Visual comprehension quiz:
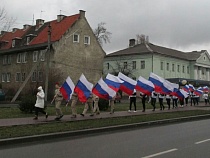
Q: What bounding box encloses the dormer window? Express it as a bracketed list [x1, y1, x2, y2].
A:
[73, 33, 79, 43]
[26, 37, 30, 45]
[12, 40, 15, 47]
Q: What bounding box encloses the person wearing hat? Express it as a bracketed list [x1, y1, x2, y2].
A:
[53, 82, 64, 120]
[33, 86, 48, 120]
[93, 94, 100, 115]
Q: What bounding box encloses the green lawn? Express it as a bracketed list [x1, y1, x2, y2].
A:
[1, 110, 210, 139]
[0, 102, 154, 119]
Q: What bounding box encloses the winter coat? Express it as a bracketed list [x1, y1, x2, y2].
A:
[35, 89, 45, 108]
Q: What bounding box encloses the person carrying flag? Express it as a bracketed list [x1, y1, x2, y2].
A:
[172, 95, 178, 109]
[70, 92, 78, 118]
[140, 92, 147, 112]
[203, 92, 209, 105]
[158, 93, 165, 110]
[151, 91, 157, 111]
[166, 94, 172, 110]
[93, 94, 100, 115]
[128, 89, 137, 112]
[80, 93, 94, 117]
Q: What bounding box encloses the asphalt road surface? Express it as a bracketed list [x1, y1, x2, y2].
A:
[1, 119, 210, 158]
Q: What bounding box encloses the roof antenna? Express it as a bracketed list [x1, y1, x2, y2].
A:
[60, 10, 62, 15]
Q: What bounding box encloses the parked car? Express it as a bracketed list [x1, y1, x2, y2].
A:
[0, 89, 5, 101]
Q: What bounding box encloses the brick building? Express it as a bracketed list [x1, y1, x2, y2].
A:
[0, 10, 105, 99]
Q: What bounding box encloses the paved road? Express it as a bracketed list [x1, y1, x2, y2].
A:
[1, 119, 210, 158]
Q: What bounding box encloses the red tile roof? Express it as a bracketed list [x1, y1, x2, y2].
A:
[30, 14, 80, 45]
[0, 28, 30, 49]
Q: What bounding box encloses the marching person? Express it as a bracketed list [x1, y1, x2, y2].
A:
[190, 91, 195, 106]
[140, 92, 147, 112]
[194, 94, 199, 106]
[166, 94, 171, 110]
[81, 94, 94, 117]
[70, 92, 78, 118]
[172, 95, 178, 109]
[93, 94, 100, 115]
[128, 89, 137, 112]
[203, 92, 209, 105]
[53, 82, 64, 120]
[185, 93, 189, 106]
[159, 93, 165, 110]
[33, 86, 48, 120]
[110, 96, 116, 114]
[151, 91, 157, 111]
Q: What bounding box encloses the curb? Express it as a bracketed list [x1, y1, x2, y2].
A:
[1, 114, 210, 147]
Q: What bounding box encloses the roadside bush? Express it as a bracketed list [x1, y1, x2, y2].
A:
[19, 95, 36, 113]
[98, 99, 109, 111]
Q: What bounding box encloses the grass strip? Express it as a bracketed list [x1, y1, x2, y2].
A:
[1, 110, 210, 139]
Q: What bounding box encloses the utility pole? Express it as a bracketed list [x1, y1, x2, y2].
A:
[45, 23, 51, 101]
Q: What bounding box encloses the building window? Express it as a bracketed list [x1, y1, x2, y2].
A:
[39, 51, 45, 61]
[166, 63, 169, 71]
[141, 61, 145, 69]
[26, 37, 30, 45]
[202, 69, 205, 75]
[38, 71, 43, 82]
[7, 55, 11, 65]
[73, 34, 79, 43]
[1, 73, 6, 82]
[84, 36, 90, 45]
[33, 51, 38, 62]
[132, 61, 136, 69]
[172, 64, 175, 72]
[3, 55, 7, 65]
[160, 62, 163, 70]
[124, 62, 128, 69]
[21, 72, 26, 82]
[12, 40, 15, 47]
[204, 56, 206, 61]
[187, 66, 190, 74]
[16, 73, 21, 82]
[182, 66, 185, 73]
[17, 54, 21, 63]
[6, 73, 11, 82]
[31, 71, 37, 82]
[177, 65, 180, 72]
[21, 52, 27, 63]
[107, 63, 109, 70]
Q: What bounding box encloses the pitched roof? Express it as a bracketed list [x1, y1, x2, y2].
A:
[0, 13, 80, 51]
[0, 28, 31, 49]
[106, 43, 203, 61]
[30, 14, 80, 45]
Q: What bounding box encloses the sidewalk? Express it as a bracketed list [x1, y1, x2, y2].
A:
[1, 104, 210, 127]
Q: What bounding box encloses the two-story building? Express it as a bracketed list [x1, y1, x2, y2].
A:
[104, 38, 210, 85]
[0, 10, 105, 99]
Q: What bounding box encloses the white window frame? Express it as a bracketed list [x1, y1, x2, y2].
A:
[15, 72, 21, 82]
[33, 51, 38, 62]
[1, 73, 6, 82]
[3, 55, 7, 65]
[166, 63, 169, 71]
[38, 71, 43, 82]
[39, 51, 45, 61]
[31, 71, 37, 82]
[141, 60, 145, 69]
[73, 33, 79, 43]
[160, 62, 164, 70]
[124, 62, 128, 69]
[21, 72, 26, 82]
[26, 37, 30, 45]
[21, 52, 27, 63]
[17, 54, 21, 63]
[7, 55, 11, 65]
[132, 61, 136, 70]
[84, 35, 90, 45]
[12, 40, 15, 47]
[6, 73, 11, 82]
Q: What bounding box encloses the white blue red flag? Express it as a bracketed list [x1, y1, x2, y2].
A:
[183, 85, 190, 93]
[203, 86, 209, 92]
[104, 73, 124, 92]
[194, 88, 203, 96]
[74, 74, 93, 103]
[60, 76, 75, 101]
[174, 89, 189, 99]
[149, 72, 164, 93]
[92, 78, 116, 100]
[189, 84, 195, 91]
[118, 72, 137, 95]
[162, 80, 176, 94]
[136, 76, 154, 95]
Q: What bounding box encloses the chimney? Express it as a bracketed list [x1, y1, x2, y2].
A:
[23, 24, 31, 30]
[129, 39, 136, 47]
[1, 31, 7, 35]
[36, 19, 44, 30]
[57, 14, 66, 22]
[12, 28, 18, 32]
[79, 10, 86, 18]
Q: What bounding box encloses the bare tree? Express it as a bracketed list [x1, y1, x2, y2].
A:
[94, 22, 112, 46]
[0, 7, 16, 32]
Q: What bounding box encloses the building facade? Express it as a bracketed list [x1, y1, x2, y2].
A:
[104, 39, 210, 82]
[0, 10, 105, 99]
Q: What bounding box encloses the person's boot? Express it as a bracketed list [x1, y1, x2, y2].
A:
[45, 113, 48, 119]
[33, 116, 38, 120]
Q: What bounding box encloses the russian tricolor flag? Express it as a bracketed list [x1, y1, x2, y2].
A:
[174, 89, 189, 99]
[74, 74, 93, 103]
[60, 76, 75, 101]
[136, 76, 154, 95]
[104, 73, 124, 92]
[203, 86, 209, 92]
[149, 72, 165, 93]
[189, 84, 195, 91]
[194, 88, 203, 96]
[118, 72, 137, 95]
[183, 85, 190, 93]
[162, 80, 177, 94]
[92, 78, 116, 100]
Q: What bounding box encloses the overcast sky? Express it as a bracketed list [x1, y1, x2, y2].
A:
[2, 0, 210, 54]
